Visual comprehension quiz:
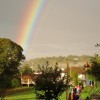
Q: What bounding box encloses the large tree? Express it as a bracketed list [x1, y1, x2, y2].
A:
[86, 55, 100, 81]
[34, 62, 67, 100]
[20, 64, 34, 75]
[0, 38, 25, 98]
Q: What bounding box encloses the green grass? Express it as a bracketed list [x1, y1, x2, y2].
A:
[81, 86, 100, 100]
[5, 87, 36, 100]
[6, 86, 100, 100]
[4, 87, 66, 100]
[59, 91, 67, 100]
[80, 86, 91, 99]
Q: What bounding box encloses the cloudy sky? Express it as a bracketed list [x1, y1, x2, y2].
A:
[0, 0, 100, 60]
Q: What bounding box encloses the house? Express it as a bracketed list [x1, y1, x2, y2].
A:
[21, 72, 41, 87]
[21, 74, 35, 86]
[62, 66, 86, 86]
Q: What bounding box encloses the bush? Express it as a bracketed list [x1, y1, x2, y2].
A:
[34, 62, 67, 100]
[11, 78, 21, 88]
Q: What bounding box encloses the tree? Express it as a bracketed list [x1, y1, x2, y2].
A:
[20, 64, 34, 75]
[0, 38, 25, 98]
[34, 61, 67, 100]
[86, 55, 100, 81]
[71, 70, 78, 86]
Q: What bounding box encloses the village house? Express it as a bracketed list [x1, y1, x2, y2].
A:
[61, 66, 86, 87]
[21, 72, 41, 87]
[21, 74, 35, 87]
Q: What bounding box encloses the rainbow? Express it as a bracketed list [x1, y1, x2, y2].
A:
[17, 0, 46, 53]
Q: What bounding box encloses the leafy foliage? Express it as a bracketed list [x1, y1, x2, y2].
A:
[71, 70, 78, 86]
[0, 38, 25, 88]
[20, 64, 34, 75]
[34, 61, 67, 100]
[87, 55, 100, 81]
[11, 78, 21, 88]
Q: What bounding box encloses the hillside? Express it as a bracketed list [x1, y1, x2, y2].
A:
[21, 55, 91, 71]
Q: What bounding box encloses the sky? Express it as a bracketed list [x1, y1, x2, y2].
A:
[0, 0, 100, 60]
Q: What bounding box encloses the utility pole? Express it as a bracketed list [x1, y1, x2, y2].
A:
[66, 59, 69, 100]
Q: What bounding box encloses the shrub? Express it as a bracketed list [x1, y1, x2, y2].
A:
[11, 78, 21, 88]
[34, 62, 67, 100]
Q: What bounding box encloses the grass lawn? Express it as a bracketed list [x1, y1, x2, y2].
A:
[80, 86, 91, 99]
[59, 91, 67, 100]
[6, 86, 100, 100]
[5, 87, 67, 100]
[81, 86, 100, 100]
[5, 87, 36, 100]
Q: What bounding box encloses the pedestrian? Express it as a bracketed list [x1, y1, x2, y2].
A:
[75, 85, 82, 100]
[73, 86, 77, 94]
[76, 85, 81, 95]
[69, 88, 76, 100]
[75, 93, 79, 100]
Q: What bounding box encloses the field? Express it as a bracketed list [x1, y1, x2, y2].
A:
[4, 86, 100, 100]
[81, 86, 100, 100]
[4, 87, 66, 100]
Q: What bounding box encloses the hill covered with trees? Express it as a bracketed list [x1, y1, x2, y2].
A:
[21, 55, 91, 71]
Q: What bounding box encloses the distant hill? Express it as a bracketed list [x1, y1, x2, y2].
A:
[21, 55, 91, 71]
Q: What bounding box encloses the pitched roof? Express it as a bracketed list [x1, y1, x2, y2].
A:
[63, 66, 85, 74]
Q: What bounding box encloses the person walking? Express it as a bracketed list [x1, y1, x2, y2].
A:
[76, 85, 81, 95]
[68, 88, 76, 100]
[75, 85, 83, 100]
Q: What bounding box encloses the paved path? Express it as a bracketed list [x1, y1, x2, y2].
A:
[79, 97, 83, 100]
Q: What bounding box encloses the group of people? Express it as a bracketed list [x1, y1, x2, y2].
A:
[68, 85, 82, 100]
